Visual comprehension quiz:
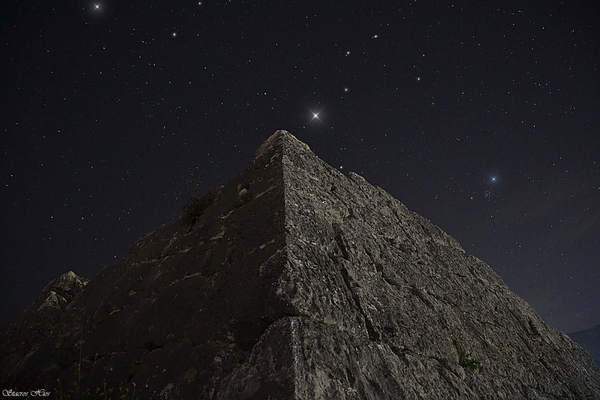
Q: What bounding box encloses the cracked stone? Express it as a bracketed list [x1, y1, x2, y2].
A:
[1, 130, 599, 399]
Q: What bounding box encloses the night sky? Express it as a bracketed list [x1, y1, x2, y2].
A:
[1, 1, 598, 334]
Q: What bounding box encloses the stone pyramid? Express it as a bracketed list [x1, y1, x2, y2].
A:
[1, 130, 599, 399]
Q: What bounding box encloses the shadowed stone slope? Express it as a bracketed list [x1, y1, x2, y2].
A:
[1, 130, 599, 399]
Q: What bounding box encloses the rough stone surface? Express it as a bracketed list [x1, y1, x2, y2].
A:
[0, 271, 88, 384]
[1, 130, 599, 399]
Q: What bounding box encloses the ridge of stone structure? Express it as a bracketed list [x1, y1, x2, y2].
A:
[1, 130, 599, 399]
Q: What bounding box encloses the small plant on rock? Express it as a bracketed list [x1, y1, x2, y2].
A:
[454, 339, 483, 372]
[182, 190, 217, 225]
[461, 357, 482, 371]
[340, 208, 349, 222]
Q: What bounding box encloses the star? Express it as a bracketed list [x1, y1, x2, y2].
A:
[172, 32, 177, 37]
[491, 176, 497, 182]
[94, 4, 101, 10]
[344, 87, 349, 92]
[308, 108, 325, 124]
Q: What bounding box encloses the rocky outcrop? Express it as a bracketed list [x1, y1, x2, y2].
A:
[570, 324, 600, 366]
[1, 130, 599, 399]
[0, 272, 88, 384]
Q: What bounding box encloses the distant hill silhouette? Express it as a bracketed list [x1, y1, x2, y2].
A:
[570, 324, 600, 366]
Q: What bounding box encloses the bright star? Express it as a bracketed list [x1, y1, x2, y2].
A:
[94, 4, 101, 10]
[344, 87, 349, 92]
[308, 107, 324, 123]
[172, 32, 177, 37]
[491, 176, 497, 182]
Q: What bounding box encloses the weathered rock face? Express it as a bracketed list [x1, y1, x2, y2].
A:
[1, 130, 599, 399]
[0, 272, 88, 384]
